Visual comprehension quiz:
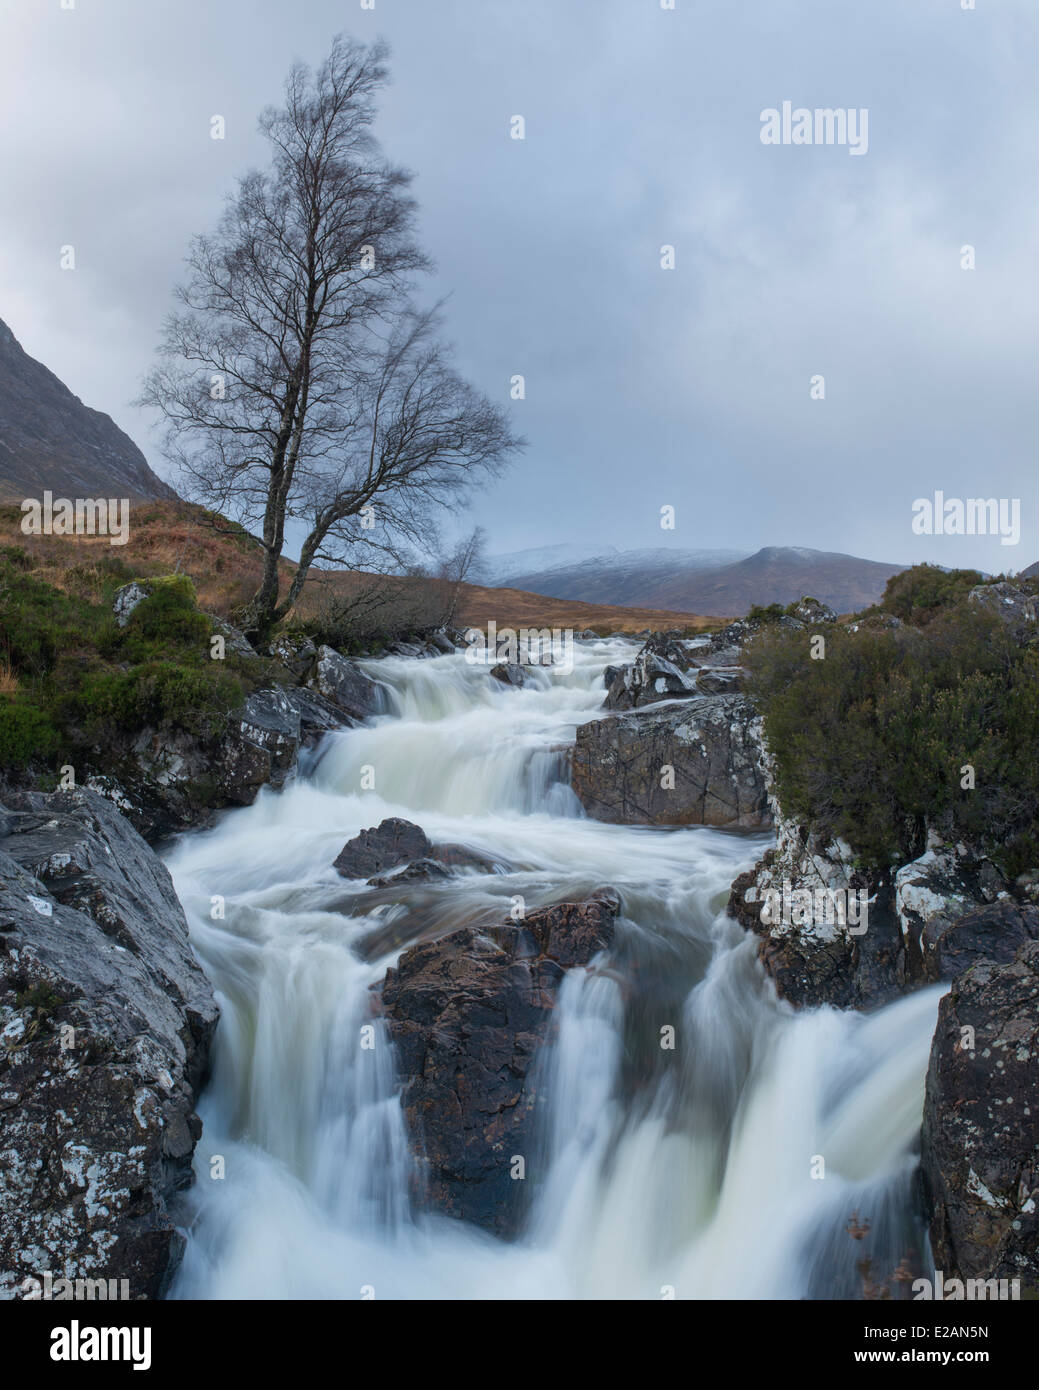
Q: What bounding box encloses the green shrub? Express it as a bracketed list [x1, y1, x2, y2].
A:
[876, 564, 985, 626]
[745, 602, 1039, 874]
[0, 702, 61, 768]
[0, 561, 248, 773]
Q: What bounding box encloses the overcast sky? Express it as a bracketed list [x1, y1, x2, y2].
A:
[1, 0, 1036, 571]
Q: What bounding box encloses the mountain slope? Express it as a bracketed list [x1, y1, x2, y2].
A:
[501, 546, 750, 605]
[0, 317, 175, 502]
[498, 544, 906, 616]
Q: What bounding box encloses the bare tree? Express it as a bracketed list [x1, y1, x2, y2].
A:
[432, 525, 486, 628]
[140, 35, 522, 638]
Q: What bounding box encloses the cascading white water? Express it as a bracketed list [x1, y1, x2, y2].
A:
[166, 638, 944, 1300]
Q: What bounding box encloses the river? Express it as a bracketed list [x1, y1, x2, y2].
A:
[165, 636, 943, 1299]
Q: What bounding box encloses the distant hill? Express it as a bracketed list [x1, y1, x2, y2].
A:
[493, 544, 906, 616]
[494, 546, 750, 602]
[0, 317, 175, 503]
[1020, 561, 1039, 579]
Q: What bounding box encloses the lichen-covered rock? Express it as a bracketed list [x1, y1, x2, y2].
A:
[111, 582, 151, 628]
[895, 842, 1007, 960]
[0, 789, 217, 1300]
[728, 818, 908, 1010]
[267, 631, 317, 679]
[378, 891, 619, 1237]
[571, 694, 771, 828]
[920, 941, 1039, 1293]
[968, 581, 1039, 644]
[790, 597, 837, 625]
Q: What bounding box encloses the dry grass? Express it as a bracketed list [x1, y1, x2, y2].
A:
[0, 501, 720, 634]
[0, 655, 18, 697]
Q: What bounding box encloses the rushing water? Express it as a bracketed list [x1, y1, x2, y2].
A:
[166, 637, 943, 1300]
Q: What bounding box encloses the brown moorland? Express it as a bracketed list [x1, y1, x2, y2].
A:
[0, 501, 719, 635]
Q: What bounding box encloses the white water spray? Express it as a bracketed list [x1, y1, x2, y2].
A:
[166, 638, 942, 1299]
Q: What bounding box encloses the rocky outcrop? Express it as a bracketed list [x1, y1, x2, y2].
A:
[0, 789, 217, 1300]
[728, 806, 910, 1010]
[94, 683, 346, 841]
[921, 941, 1039, 1293]
[378, 890, 619, 1237]
[571, 694, 771, 828]
[968, 581, 1038, 644]
[603, 650, 697, 711]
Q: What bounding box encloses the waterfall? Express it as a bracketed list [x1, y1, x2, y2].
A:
[166, 637, 942, 1299]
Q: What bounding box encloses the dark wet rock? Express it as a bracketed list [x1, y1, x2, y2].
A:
[922, 899, 1039, 983]
[0, 789, 217, 1300]
[377, 890, 620, 1238]
[895, 844, 1009, 963]
[921, 940, 1039, 1293]
[490, 662, 526, 688]
[309, 645, 387, 720]
[334, 818, 432, 880]
[367, 858, 452, 888]
[336, 819, 505, 884]
[572, 694, 770, 828]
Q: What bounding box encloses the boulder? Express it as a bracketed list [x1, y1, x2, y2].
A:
[921, 941, 1039, 1293]
[729, 832, 908, 1011]
[572, 694, 771, 828]
[0, 789, 218, 1300]
[378, 890, 619, 1237]
[790, 597, 838, 625]
[490, 662, 526, 688]
[334, 818, 432, 879]
[604, 652, 697, 711]
[111, 581, 151, 628]
[309, 646, 388, 720]
[210, 618, 259, 662]
[334, 819, 505, 883]
[267, 631, 317, 680]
